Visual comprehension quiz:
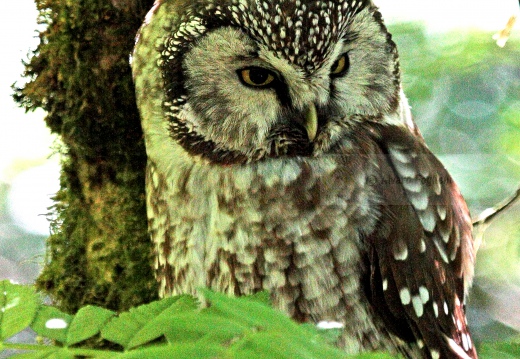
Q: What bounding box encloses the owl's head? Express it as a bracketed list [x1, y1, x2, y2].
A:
[135, 0, 401, 164]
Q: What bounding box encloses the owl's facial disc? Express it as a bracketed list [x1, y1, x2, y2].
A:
[161, 1, 400, 164]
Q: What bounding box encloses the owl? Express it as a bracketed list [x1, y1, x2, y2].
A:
[132, 0, 478, 358]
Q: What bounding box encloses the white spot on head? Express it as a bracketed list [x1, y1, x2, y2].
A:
[382, 279, 388, 291]
[431, 349, 440, 359]
[444, 301, 449, 315]
[412, 295, 424, 317]
[417, 339, 424, 349]
[45, 318, 68, 329]
[399, 288, 411, 305]
[316, 321, 344, 329]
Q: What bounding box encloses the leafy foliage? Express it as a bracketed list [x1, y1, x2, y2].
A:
[0, 281, 39, 340]
[0, 280, 393, 359]
[1, 280, 519, 358]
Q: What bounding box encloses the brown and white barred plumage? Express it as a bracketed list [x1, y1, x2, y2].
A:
[132, 0, 478, 358]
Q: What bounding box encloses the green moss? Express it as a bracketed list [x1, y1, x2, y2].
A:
[15, 0, 157, 313]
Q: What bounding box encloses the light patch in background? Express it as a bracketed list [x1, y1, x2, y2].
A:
[1, 0, 59, 236]
[7, 161, 61, 236]
[377, 0, 519, 33]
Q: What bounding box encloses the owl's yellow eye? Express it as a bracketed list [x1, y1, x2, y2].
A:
[238, 67, 276, 88]
[330, 53, 350, 77]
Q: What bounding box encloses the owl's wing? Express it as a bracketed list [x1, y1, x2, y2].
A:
[365, 123, 477, 359]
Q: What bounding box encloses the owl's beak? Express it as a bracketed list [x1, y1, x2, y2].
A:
[304, 103, 318, 142]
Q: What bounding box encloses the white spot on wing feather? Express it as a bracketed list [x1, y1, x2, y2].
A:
[433, 302, 439, 317]
[412, 295, 424, 317]
[394, 246, 408, 261]
[409, 191, 429, 210]
[419, 239, 426, 253]
[440, 226, 451, 243]
[433, 173, 442, 195]
[437, 204, 447, 220]
[393, 160, 416, 178]
[402, 178, 422, 192]
[388, 146, 412, 163]
[419, 286, 429, 303]
[434, 238, 449, 263]
[447, 336, 474, 359]
[467, 334, 473, 349]
[418, 207, 437, 232]
[399, 288, 411, 305]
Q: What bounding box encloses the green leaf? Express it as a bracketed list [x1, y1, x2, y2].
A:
[9, 350, 61, 359]
[101, 295, 196, 349]
[162, 310, 250, 344]
[0, 280, 40, 340]
[126, 295, 198, 349]
[347, 353, 400, 359]
[230, 330, 345, 359]
[114, 343, 224, 359]
[31, 306, 73, 343]
[202, 290, 299, 332]
[66, 305, 115, 345]
[199, 291, 346, 359]
[243, 290, 271, 306]
[302, 323, 343, 346]
[11, 349, 78, 359]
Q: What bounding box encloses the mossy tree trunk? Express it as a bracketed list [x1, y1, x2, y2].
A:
[14, 0, 157, 313]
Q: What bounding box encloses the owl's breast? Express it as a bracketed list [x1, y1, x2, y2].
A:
[146, 139, 392, 351]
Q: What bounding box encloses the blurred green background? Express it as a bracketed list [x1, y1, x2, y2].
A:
[1, 0, 519, 352]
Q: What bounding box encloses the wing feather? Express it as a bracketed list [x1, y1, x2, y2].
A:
[365, 123, 477, 359]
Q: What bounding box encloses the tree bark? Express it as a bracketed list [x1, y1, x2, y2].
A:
[14, 0, 157, 313]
